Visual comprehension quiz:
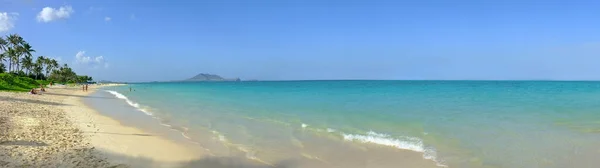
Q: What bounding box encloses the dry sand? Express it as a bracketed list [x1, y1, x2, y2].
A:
[0, 87, 112, 167]
[0, 84, 443, 168]
[0, 85, 206, 168]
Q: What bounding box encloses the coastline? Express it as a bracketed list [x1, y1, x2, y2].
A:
[62, 84, 207, 167]
[0, 84, 208, 168]
[1, 83, 443, 168]
[91, 84, 443, 168]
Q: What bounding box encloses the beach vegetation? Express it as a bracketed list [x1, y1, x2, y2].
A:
[0, 73, 43, 92]
[0, 33, 93, 91]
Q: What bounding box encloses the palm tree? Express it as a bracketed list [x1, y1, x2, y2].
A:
[37, 56, 46, 78]
[0, 37, 7, 69]
[51, 59, 58, 72]
[19, 42, 35, 72]
[6, 34, 24, 71]
[21, 55, 33, 75]
[0, 53, 6, 71]
[0, 62, 5, 73]
[45, 58, 58, 77]
[5, 48, 17, 72]
[34, 57, 44, 80]
[6, 34, 23, 72]
[0, 36, 6, 52]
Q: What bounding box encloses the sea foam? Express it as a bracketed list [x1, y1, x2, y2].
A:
[342, 131, 446, 167]
[105, 90, 153, 116]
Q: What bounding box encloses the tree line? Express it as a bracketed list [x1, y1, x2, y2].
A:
[0, 34, 92, 83]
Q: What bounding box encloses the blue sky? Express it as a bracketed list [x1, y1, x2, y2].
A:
[1, 0, 600, 81]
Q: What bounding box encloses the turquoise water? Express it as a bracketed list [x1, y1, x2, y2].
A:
[99, 81, 600, 168]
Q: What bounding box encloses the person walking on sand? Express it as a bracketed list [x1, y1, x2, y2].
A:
[85, 84, 89, 92]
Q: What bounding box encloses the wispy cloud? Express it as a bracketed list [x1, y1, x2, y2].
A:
[75, 51, 109, 69]
[36, 5, 74, 23]
[104, 16, 111, 22]
[0, 12, 18, 32]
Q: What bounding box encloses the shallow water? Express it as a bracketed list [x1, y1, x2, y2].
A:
[91, 81, 600, 168]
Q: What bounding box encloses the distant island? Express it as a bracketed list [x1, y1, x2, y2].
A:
[98, 80, 128, 84]
[184, 73, 241, 82]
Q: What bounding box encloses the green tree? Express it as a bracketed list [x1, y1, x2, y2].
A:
[33, 57, 44, 80]
[18, 42, 35, 72]
[21, 54, 33, 75]
[0, 61, 5, 73]
[6, 34, 24, 72]
[37, 56, 46, 77]
[0, 36, 6, 53]
[0, 37, 7, 69]
[0, 53, 6, 71]
[47, 59, 59, 77]
[5, 48, 18, 72]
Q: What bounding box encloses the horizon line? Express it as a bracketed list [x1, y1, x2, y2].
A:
[106, 79, 600, 83]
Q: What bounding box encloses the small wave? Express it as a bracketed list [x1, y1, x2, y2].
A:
[210, 130, 228, 142]
[326, 128, 336, 133]
[301, 123, 308, 128]
[343, 131, 446, 167]
[105, 90, 153, 116]
[103, 90, 206, 151]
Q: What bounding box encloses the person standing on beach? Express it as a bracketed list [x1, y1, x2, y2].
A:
[85, 84, 88, 92]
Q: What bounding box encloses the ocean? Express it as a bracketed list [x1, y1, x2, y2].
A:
[86, 81, 600, 168]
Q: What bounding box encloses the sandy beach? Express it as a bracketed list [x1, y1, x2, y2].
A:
[1, 84, 443, 168]
[0, 86, 112, 167]
[0, 85, 207, 168]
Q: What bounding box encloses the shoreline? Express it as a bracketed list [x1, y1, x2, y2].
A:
[62, 85, 207, 167]
[0, 84, 211, 168]
[90, 85, 442, 168]
[1, 84, 443, 168]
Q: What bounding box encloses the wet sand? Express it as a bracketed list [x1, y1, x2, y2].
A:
[86, 88, 443, 168]
[62, 85, 207, 167]
[1, 84, 443, 168]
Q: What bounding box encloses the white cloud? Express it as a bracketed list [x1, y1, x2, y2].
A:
[0, 12, 18, 32]
[75, 51, 108, 68]
[37, 6, 74, 23]
[104, 16, 111, 22]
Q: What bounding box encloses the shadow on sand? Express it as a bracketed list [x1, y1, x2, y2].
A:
[99, 150, 297, 168]
[0, 96, 70, 106]
[83, 132, 154, 137]
[0, 147, 298, 168]
[0, 140, 49, 147]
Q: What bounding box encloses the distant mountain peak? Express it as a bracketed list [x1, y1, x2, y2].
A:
[186, 73, 240, 81]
